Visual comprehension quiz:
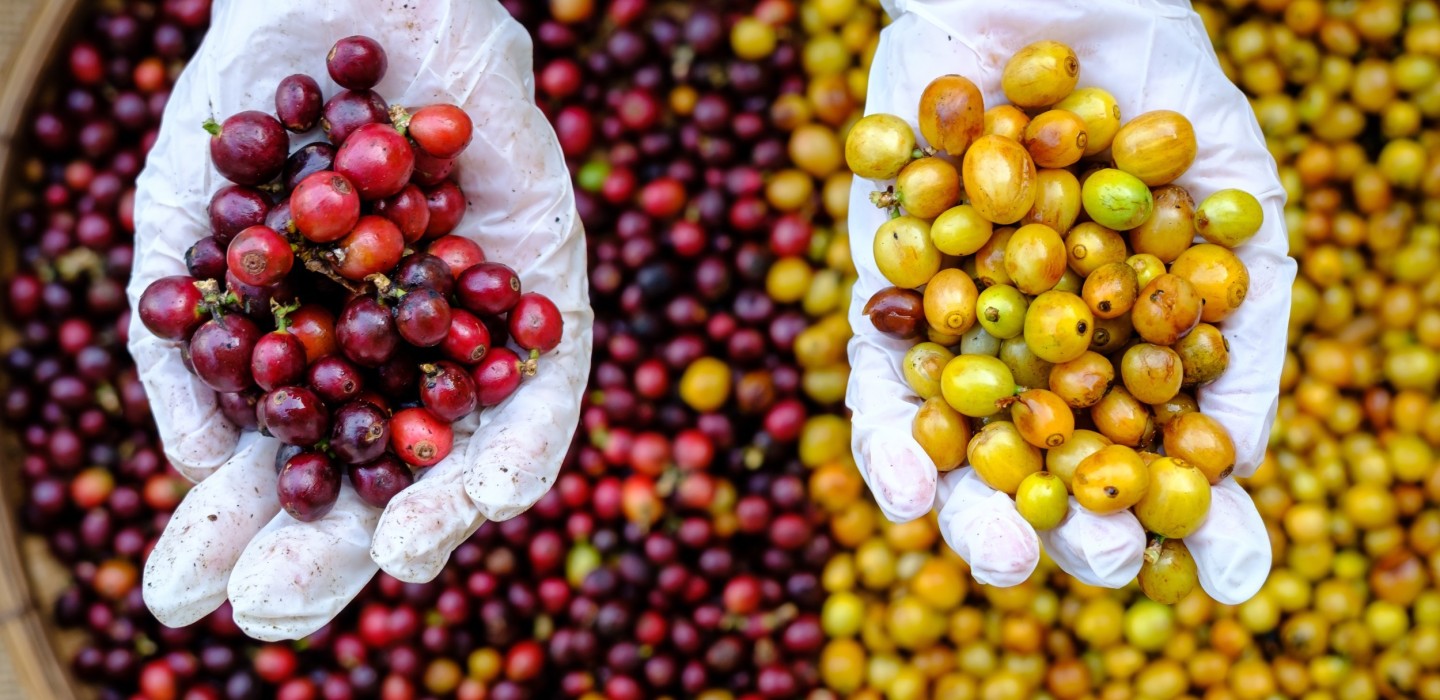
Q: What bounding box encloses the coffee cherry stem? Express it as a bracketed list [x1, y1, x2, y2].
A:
[201, 117, 221, 136]
[869, 187, 900, 212]
[298, 245, 360, 293]
[520, 349, 540, 377]
[1143, 535, 1165, 564]
[388, 104, 412, 134]
[192, 278, 231, 321]
[364, 273, 407, 302]
[270, 298, 301, 331]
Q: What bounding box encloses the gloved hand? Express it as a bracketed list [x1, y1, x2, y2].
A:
[846, 0, 1297, 604]
[126, 0, 592, 640]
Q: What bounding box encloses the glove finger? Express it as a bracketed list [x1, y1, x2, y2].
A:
[436, 12, 591, 520]
[846, 335, 939, 523]
[1187, 479, 1271, 605]
[1039, 498, 1146, 588]
[126, 24, 239, 478]
[372, 418, 486, 583]
[936, 469, 1039, 586]
[227, 486, 381, 641]
[142, 432, 280, 626]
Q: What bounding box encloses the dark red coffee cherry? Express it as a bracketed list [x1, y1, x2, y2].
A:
[335, 296, 399, 368]
[457, 262, 523, 316]
[374, 185, 431, 244]
[277, 451, 341, 522]
[189, 314, 261, 393]
[327, 36, 387, 90]
[275, 74, 323, 132]
[138, 275, 206, 341]
[321, 89, 390, 147]
[307, 355, 365, 405]
[394, 288, 452, 347]
[205, 111, 288, 186]
[348, 455, 414, 509]
[473, 347, 524, 407]
[259, 386, 329, 446]
[251, 331, 307, 392]
[509, 293, 564, 354]
[441, 310, 490, 365]
[419, 362, 478, 422]
[329, 401, 391, 465]
[208, 185, 271, 244]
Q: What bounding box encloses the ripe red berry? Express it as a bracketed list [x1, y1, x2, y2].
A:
[275, 74, 323, 133]
[440, 309, 490, 365]
[406, 104, 473, 159]
[422, 181, 466, 238]
[277, 451, 341, 522]
[138, 275, 206, 341]
[307, 355, 365, 404]
[409, 147, 456, 187]
[335, 123, 414, 201]
[419, 362, 478, 422]
[335, 296, 399, 367]
[427, 235, 486, 278]
[393, 288, 452, 348]
[472, 348, 523, 407]
[206, 111, 289, 186]
[327, 36, 388, 90]
[509, 293, 564, 353]
[226, 225, 293, 287]
[390, 408, 453, 468]
[189, 314, 261, 392]
[251, 331, 307, 392]
[332, 216, 404, 281]
[259, 386, 330, 446]
[456, 262, 522, 316]
[329, 401, 390, 465]
[290, 171, 360, 243]
[373, 184, 431, 244]
[348, 455, 414, 509]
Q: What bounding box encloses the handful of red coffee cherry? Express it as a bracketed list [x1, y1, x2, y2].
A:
[137, 35, 564, 523]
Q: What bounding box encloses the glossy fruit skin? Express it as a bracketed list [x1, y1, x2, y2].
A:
[335, 296, 399, 367]
[940, 354, 1015, 418]
[408, 104, 474, 159]
[1090, 385, 1155, 448]
[1170, 244, 1250, 323]
[1023, 169, 1082, 235]
[1016, 472, 1069, 530]
[422, 181, 467, 237]
[277, 451, 341, 523]
[1131, 274, 1203, 345]
[1001, 40, 1079, 108]
[893, 157, 960, 219]
[419, 362, 477, 424]
[1005, 223, 1067, 294]
[394, 288, 453, 348]
[335, 123, 415, 201]
[998, 336, 1054, 391]
[441, 309, 491, 365]
[329, 401, 391, 465]
[1195, 189, 1263, 248]
[1162, 412, 1236, 484]
[333, 216, 405, 281]
[321, 89, 390, 146]
[218, 391, 262, 431]
[251, 332, 307, 392]
[1175, 323, 1229, 387]
[182, 234, 227, 279]
[1138, 538, 1199, 604]
[1111, 110, 1197, 187]
[1121, 343, 1183, 405]
[327, 36, 388, 90]
[873, 216, 940, 289]
[922, 269, 978, 336]
[1023, 291, 1094, 364]
[918, 74, 984, 157]
[1022, 110, 1087, 168]
[473, 348, 523, 407]
[912, 397, 970, 471]
[208, 185, 272, 244]
[374, 184, 432, 244]
[902, 343, 953, 400]
[428, 236, 486, 278]
[393, 253, 455, 296]
[967, 421, 1043, 495]
[844, 113, 915, 180]
[984, 105, 1030, 141]
[931, 204, 993, 256]
[139, 276, 206, 341]
[1053, 87, 1121, 156]
[286, 304, 338, 363]
[282, 142, 337, 192]
[963, 135, 1038, 225]
[1011, 389, 1075, 448]
[863, 287, 925, 339]
[1082, 261, 1139, 320]
[1065, 221, 1127, 277]
[1130, 185, 1195, 263]
[290, 171, 360, 243]
[1081, 169, 1154, 231]
[189, 314, 261, 393]
[275, 74, 323, 132]
[977, 284, 1028, 340]
[348, 455, 414, 509]
[1133, 457, 1212, 538]
[390, 407, 453, 468]
[457, 262, 523, 316]
[226, 225, 293, 287]
[1046, 429, 1111, 489]
[1126, 253, 1166, 290]
[208, 111, 289, 186]
[260, 386, 330, 446]
[1049, 351, 1115, 408]
[1073, 445, 1148, 513]
[307, 355, 365, 405]
[510, 293, 565, 353]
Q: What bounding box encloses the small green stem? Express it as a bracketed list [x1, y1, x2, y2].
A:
[202, 118, 221, 136]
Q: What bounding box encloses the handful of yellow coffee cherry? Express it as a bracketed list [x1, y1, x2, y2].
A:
[849, 40, 1265, 604]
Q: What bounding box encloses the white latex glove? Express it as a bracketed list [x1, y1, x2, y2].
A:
[126, 0, 592, 640]
[847, 0, 1296, 604]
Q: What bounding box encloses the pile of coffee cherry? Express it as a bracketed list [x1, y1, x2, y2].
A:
[136, 35, 563, 522]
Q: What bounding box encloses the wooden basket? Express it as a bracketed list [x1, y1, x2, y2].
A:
[0, 0, 95, 698]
